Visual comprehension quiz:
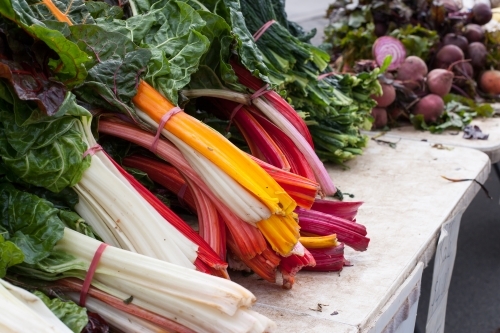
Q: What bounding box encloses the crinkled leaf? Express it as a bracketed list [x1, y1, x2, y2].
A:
[27, 187, 79, 211]
[33, 291, 89, 333]
[95, 11, 158, 45]
[195, 10, 242, 90]
[28, 25, 90, 87]
[141, 1, 210, 103]
[85, 1, 123, 20]
[0, 0, 92, 25]
[207, 0, 271, 83]
[0, 234, 24, 278]
[68, 24, 136, 63]
[86, 48, 151, 103]
[0, 183, 64, 265]
[0, 88, 90, 192]
[74, 81, 138, 120]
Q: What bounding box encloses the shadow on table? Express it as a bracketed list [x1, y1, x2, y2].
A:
[415, 168, 500, 333]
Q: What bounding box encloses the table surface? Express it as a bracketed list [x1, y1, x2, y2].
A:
[232, 139, 490, 333]
[371, 117, 500, 164]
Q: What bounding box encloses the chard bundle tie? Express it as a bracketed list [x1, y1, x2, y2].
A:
[80, 243, 108, 306]
[151, 107, 182, 153]
[82, 144, 103, 158]
[227, 84, 270, 131]
[253, 20, 277, 42]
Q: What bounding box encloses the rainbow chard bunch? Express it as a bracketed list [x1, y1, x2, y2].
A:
[0, 1, 371, 331]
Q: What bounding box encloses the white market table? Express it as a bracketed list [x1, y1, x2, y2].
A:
[231, 139, 490, 333]
[369, 117, 500, 163]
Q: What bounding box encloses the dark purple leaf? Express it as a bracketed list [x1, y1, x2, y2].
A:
[0, 59, 66, 115]
[463, 124, 489, 140]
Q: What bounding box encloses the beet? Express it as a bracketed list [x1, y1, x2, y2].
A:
[464, 24, 485, 43]
[435, 45, 464, 69]
[452, 61, 473, 78]
[371, 108, 388, 129]
[372, 36, 406, 71]
[442, 33, 468, 51]
[441, 0, 461, 12]
[397, 56, 428, 84]
[467, 42, 487, 68]
[472, 3, 492, 25]
[426, 69, 454, 97]
[412, 94, 445, 123]
[480, 70, 500, 94]
[371, 83, 396, 107]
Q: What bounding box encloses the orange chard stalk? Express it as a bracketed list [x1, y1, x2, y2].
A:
[42, 0, 73, 25]
[227, 233, 280, 283]
[250, 155, 319, 209]
[133, 81, 296, 216]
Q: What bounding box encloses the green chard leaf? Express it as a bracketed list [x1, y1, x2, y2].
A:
[0, 234, 24, 278]
[32, 291, 89, 333]
[141, 0, 210, 103]
[0, 183, 65, 265]
[0, 82, 90, 192]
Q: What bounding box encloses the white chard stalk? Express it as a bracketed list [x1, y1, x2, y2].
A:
[57, 229, 276, 333]
[74, 117, 198, 269]
[0, 279, 72, 333]
[137, 110, 271, 224]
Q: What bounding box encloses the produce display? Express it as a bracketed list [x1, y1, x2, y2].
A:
[324, 0, 496, 132]
[0, 0, 374, 332]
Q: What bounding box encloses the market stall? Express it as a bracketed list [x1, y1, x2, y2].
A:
[0, 0, 498, 332]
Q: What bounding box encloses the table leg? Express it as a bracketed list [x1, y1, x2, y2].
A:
[493, 163, 500, 181]
[425, 212, 464, 333]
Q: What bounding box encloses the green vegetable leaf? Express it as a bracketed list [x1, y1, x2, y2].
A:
[68, 25, 137, 63]
[141, 0, 210, 103]
[389, 25, 439, 59]
[29, 25, 90, 87]
[0, 183, 65, 265]
[0, 85, 90, 192]
[0, 0, 93, 25]
[0, 234, 24, 278]
[85, 1, 123, 20]
[33, 291, 89, 333]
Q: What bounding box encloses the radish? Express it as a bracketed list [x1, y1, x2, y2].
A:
[412, 94, 445, 123]
[371, 83, 396, 107]
[371, 108, 388, 129]
[435, 44, 464, 69]
[463, 24, 485, 43]
[480, 70, 500, 94]
[427, 69, 454, 97]
[372, 36, 406, 71]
